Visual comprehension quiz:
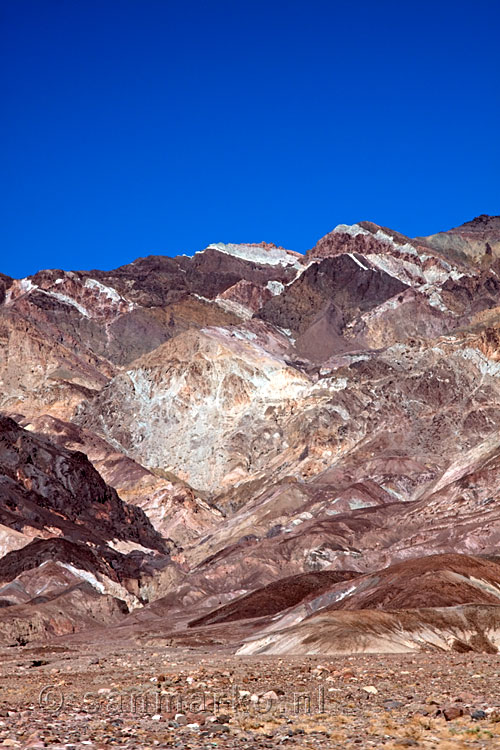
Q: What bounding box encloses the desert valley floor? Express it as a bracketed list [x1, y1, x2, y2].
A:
[3, 643, 500, 748]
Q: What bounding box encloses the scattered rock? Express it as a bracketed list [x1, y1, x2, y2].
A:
[471, 709, 487, 720]
[441, 706, 465, 721]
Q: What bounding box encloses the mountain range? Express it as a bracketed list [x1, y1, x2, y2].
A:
[2, 214, 500, 654]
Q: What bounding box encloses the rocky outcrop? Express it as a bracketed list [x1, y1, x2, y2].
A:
[420, 215, 500, 263]
[0, 417, 175, 638]
[0, 416, 166, 553]
[17, 413, 222, 549]
[77, 325, 310, 493]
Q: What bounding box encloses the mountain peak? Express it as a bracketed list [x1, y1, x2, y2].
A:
[456, 214, 500, 231]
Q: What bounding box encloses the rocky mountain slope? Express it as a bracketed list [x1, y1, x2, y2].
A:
[2, 216, 500, 652]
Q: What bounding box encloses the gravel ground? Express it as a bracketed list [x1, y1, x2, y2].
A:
[2, 644, 500, 748]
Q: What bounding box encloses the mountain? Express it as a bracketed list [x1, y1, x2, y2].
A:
[0, 415, 174, 644]
[3, 216, 500, 653]
[419, 214, 500, 264]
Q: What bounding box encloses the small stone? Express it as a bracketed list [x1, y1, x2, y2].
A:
[362, 685, 378, 695]
[311, 665, 330, 676]
[342, 670, 355, 680]
[442, 706, 464, 721]
[471, 709, 487, 720]
[208, 724, 230, 734]
[383, 700, 404, 710]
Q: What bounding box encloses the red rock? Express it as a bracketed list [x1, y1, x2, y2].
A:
[441, 706, 465, 721]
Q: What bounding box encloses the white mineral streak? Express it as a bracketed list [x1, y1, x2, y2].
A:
[266, 280, 285, 295]
[332, 223, 367, 237]
[4, 274, 135, 317]
[47, 291, 91, 317]
[58, 563, 106, 593]
[332, 224, 470, 303]
[4, 278, 38, 305]
[84, 278, 135, 311]
[347, 253, 369, 270]
[214, 296, 254, 319]
[58, 563, 139, 608]
[203, 242, 304, 270]
[84, 278, 123, 303]
[457, 347, 500, 377]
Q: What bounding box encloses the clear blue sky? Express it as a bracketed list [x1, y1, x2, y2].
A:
[1, 0, 499, 278]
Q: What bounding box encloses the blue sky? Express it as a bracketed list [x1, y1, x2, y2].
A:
[1, 0, 499, 277]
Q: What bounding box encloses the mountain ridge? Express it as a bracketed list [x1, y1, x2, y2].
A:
[2, 214, 500, 652]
